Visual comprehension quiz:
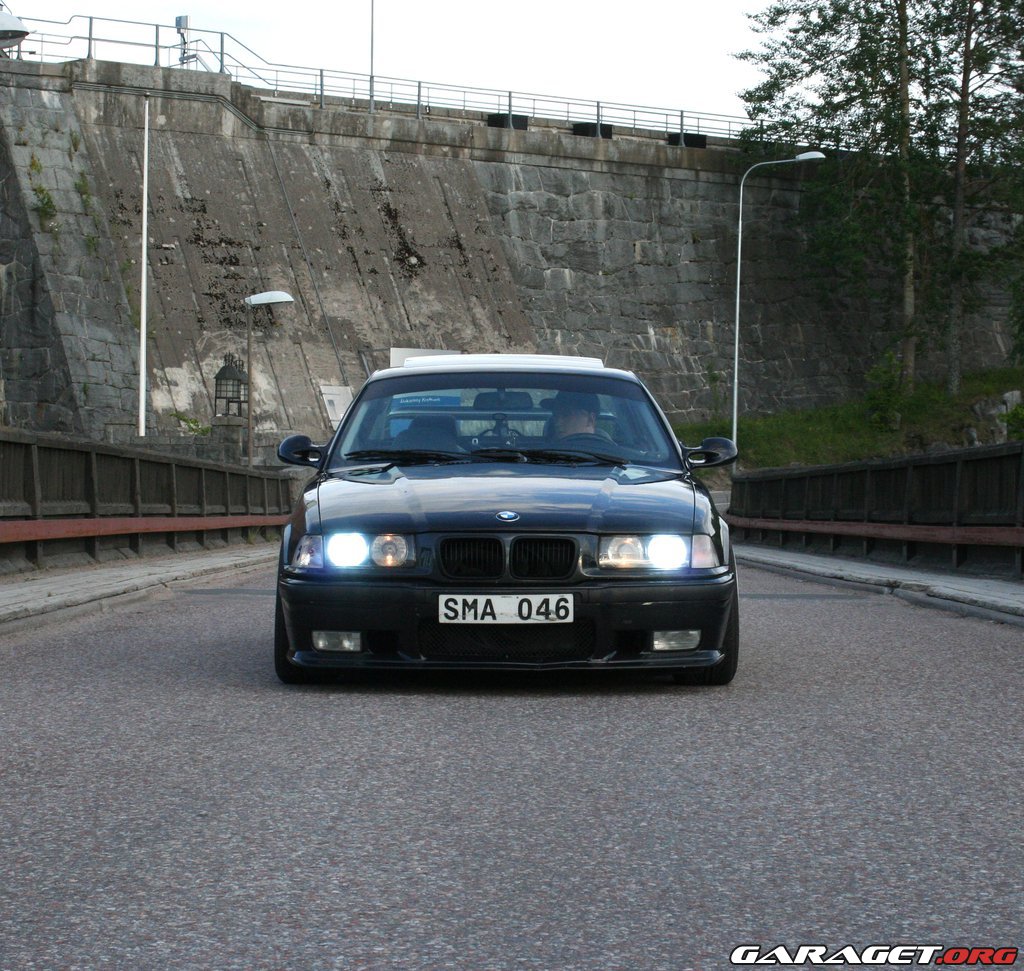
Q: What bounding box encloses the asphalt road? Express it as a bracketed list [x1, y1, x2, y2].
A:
[1, 564, 1021, 971]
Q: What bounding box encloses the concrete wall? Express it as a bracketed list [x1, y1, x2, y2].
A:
[0, 58, 1015, 457]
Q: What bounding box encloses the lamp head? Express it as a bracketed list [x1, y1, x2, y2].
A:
[0, 6, 29, 48]
[794, 151, 826, 162]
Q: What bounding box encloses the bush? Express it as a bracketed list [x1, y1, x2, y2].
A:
[1006, 403, 1024, 441]
[864, 351, 905, 431]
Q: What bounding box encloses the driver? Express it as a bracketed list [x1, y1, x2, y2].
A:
[549, 391, 601, 440]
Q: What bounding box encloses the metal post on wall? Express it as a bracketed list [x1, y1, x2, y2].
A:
[86, 17, 93, 59]
[368, 0, 375, 115]
[245, 301, 253, 466]
[137, 93, 150, 437]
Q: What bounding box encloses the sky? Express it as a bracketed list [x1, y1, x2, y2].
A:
[24, 0, 767, 119]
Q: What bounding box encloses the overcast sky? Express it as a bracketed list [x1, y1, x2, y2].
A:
[26, 0, 767, 119]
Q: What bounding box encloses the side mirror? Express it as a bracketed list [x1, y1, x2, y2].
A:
[681, 436, 738, 469]
[278, 434, 325, 468]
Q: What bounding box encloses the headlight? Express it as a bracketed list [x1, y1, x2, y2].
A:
[326, 532, 370, 567]
[598, 534, 720, 570]
[290, 533, 416, 570]
[371, 533, 411, 567]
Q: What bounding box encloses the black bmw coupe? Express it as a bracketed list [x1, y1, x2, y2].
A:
[275, 354, 739, 685]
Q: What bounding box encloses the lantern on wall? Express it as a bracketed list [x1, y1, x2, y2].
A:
[214, 353, 248, 417]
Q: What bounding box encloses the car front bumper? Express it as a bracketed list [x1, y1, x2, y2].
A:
[278, 571, 737, 673]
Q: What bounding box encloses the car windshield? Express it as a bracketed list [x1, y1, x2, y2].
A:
[326, 370, 682, 471]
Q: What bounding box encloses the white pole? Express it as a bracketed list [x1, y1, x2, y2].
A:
[137, 94, 150, 437]
[246, 302, 253, 467]
[369, 0, 375, 114]
[732, 162, 759, 448]
[731, 152, 826, 447]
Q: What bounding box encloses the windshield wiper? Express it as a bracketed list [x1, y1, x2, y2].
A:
[523, 448, 629, 466]
[343, 449, 470, 466]
[471, 447, 628, 467]
[467, 447, 529, 463]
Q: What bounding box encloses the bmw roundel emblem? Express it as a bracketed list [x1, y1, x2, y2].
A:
[496, 510, 520, 522]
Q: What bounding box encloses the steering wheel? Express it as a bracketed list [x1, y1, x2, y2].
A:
[556, 432, 614, 448]
[480, 415, 519, 447]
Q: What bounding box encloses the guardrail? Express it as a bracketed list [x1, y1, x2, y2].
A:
[727, 442, 1024, 579]
[0, 428, 297, 571]
[17, 14, 751, 140]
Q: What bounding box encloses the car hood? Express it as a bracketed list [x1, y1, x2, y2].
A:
[313, 463, 698, 534]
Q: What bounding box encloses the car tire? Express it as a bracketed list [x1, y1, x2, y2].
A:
[274, 592, 320, 685]
[672, 583, 739, 687]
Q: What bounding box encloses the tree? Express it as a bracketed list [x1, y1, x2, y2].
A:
[739, 0, 1024, 393]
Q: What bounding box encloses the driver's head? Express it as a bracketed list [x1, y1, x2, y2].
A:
[550, 392, 599, 438]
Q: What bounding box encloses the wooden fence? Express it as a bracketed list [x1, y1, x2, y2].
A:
[0, 428, 298, 571]
[727, 442, 1024, 579]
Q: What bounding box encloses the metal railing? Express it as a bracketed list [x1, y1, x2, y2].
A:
[15, 14, 751, 140]
[727, 442, 1024, 578]
[0, 428, 297, 570]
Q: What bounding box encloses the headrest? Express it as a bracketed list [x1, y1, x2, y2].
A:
[473, 391, 534, 410]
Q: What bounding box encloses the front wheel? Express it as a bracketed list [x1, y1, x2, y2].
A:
[672, 584, 739, 687]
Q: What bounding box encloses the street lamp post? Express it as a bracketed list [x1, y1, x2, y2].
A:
[369, 0, 375, 114]
[732, 150, 826, 446]
[243, 290, 294, 466]
[138, 93, 150, 437]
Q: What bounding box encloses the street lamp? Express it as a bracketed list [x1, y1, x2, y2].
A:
[243, 290, 293, 466]
[731, 150, 826, 447]
[0, 4, 29, 50]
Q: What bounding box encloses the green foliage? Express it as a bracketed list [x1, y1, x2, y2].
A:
[31, 185, 58, 229]
[674, 367, 1024, 469]
[739, 0, 1024, 392]
[171, 412, 212, 436]
[28, 153, 42, 176]
[1006, 404, 1024, 441]
[73, 172, 92, 210]
[864, 351, 907, 430]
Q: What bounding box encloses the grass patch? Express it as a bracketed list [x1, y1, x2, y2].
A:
[675, 366, 1024, 473]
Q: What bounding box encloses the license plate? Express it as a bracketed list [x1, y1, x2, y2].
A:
[439, 594, 574, 624]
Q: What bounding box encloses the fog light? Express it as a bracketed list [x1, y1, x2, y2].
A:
[312, 631, 362, 652]
[652, 630, 701, 652]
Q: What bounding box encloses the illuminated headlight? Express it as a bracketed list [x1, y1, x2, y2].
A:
[326, 532, 370, 567]
[647, 535, 688, 570]
[316, 532, 415, 569]
[598, 534, 720, 570]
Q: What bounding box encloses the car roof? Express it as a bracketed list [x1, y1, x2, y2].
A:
[369, 354, 639, 382]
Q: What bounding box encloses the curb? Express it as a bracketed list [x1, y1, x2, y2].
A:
[0, 546, 277, 632]
[736, 545, 1024, 628]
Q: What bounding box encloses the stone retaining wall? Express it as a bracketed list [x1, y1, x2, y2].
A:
[0, 58, 1016, 453]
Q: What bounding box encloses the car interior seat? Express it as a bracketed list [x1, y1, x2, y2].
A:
[393, 415, 462, 451]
